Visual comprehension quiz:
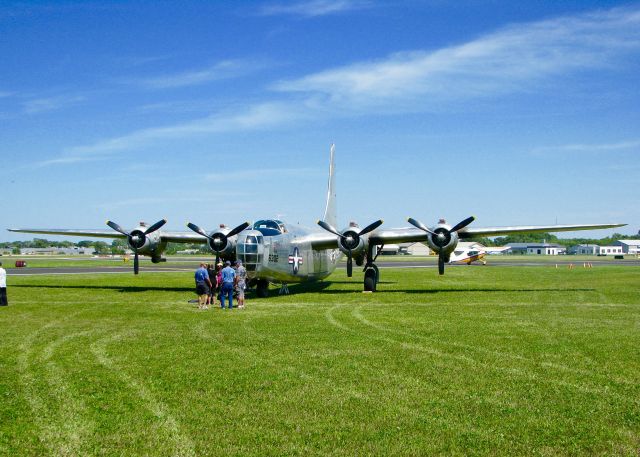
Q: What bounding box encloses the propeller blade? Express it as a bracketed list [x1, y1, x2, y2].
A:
[450, 216, 475, 233]
[134, 252, 139, 275]
[186, 222, 211, 240]
[358, 219, 384, 236]
[144, 218, 167, 235]
[317, 220, 343, 237]
[438, 253, 445, 275]
[407, 217, 436, 235]
[215, 253, 220, 265]
[106, 220, 129, 236]
[227, 221, 251, 238]
[347, 251, 353, 277]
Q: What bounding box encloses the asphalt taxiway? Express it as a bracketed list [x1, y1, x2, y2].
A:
[6, 258, 638, 276]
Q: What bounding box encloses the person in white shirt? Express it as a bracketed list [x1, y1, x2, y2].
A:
[0, 262, 7, 306]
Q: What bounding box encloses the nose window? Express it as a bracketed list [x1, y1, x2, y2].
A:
[238, 235, 262, 271]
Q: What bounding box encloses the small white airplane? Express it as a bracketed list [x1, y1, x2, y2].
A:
[8, 145, 625, 296]
[449, 244, 509, 265]
[449, 248, 488, 265]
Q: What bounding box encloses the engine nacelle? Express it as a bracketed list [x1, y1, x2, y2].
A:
[337, 226, 366, 257]
[207, 227, 237, 258]
[425, 223, 459, 261]
[127, 228, 165, 257]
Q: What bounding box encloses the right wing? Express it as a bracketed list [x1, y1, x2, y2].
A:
[7, 228, 209, 244]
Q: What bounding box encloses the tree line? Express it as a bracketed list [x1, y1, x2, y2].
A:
[0, 239, 210, 255]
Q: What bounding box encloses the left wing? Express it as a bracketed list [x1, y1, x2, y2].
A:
[309, 222, 626, 249]
[457, 223, 626, 239]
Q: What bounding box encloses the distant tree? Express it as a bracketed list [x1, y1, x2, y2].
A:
[93, 241, 110, 254]
[77, 240, 94, 248]
[12, 247, 20, 255]
[32, 238, 50, 248]
[111, 239, 128, 255]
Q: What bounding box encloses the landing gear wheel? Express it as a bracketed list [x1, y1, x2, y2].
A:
[256, 279, 269, 298]
[364, 267, 377, 292]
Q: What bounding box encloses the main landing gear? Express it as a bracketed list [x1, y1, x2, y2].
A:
[363, 244, 382, 292]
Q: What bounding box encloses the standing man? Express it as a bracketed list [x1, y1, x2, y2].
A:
[194, 263, 212, 310]
[220, 260, 235, 309]
[0, 262, 6, 306]
[235, 260, 247, 309]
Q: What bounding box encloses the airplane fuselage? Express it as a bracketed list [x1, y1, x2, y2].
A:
[234, 220, 342, 284]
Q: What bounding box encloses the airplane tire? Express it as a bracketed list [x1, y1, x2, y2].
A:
[256, 279, 269, 298]
[364, 268, 377, 292]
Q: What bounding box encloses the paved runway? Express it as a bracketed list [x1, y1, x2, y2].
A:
[7, 258, 638, 276]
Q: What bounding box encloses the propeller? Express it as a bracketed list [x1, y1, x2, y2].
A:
[407, 216, 475, 275]
[186, 221, 250, 265]
[317, 219, 383, 277]
[105, 218, 167, 275]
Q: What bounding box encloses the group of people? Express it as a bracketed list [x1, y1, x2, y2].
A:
[194, 260, 247, 310]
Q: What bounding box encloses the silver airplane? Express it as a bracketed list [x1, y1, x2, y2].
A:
[8, 145, 625, 296]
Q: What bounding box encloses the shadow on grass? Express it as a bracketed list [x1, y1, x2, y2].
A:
[11, 284, 192, 293]
[12, 282, 596, 296]
[281, 281, 596, 295]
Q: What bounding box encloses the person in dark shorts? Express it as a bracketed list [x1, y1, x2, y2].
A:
[194, 263, 212, 310]
[206, 263, 217, 307]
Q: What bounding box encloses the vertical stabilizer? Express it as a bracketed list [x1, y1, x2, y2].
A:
[322, 144, 337, 228]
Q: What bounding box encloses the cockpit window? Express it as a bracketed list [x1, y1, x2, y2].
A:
[253, 219, 286, 236]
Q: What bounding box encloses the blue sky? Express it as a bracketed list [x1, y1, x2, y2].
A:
[2, 0, 639, 241]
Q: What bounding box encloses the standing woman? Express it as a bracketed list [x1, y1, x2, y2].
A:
[235, 260, 247, 309]
[216, 262, 223, 304]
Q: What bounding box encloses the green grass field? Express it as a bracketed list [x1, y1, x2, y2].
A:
[1, 266, 639, 456]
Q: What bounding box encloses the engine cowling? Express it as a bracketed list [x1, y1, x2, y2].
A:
[207, 228, 237, 258]
[317, 219, 383, 277]
[407, 216, 475, 275]
[127, 227, 164, 257]
[425, 223, 459, 262]
[337, 226, 366, 257]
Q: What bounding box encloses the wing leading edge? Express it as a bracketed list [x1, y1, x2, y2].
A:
[308, 222, 626, 249]
[7, 228, 209, 244]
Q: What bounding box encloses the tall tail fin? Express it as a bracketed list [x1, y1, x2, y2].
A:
[322, 143, 337, 228]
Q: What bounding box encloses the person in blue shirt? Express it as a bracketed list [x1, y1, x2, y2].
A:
[220, 260, 236, 309]
[194, 263, 212, 310]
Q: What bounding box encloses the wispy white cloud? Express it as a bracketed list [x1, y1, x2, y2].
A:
[532, 139, 640, 154]
[260, 0, 371, 17]
[130, 59, 263, 89]
[39, 6, 640, 166]
[37, 102, 303, 166]
[274, 6, 640, 108]
[22, 94, 86, 114]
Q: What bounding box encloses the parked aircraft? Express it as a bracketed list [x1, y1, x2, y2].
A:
[8, 145, 625, 295]
[449, 245, 509, 265]
[449, 248, 487, 265]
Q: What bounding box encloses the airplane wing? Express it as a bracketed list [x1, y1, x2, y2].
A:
[456, 223, 626, 238]
[309, 222, 625, 249]
[7, 228, 209, 244]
